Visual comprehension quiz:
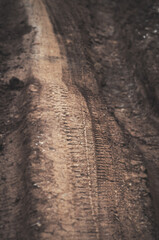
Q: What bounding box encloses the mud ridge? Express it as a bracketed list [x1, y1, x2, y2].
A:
[0, 0, 40, 239]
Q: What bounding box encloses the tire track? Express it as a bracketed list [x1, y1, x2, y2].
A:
[52, 85, 100, 239]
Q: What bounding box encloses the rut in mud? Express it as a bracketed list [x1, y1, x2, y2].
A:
[0, 0, 159, 239]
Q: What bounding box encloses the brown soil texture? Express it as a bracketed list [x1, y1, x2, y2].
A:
[0, 0, 159, 239]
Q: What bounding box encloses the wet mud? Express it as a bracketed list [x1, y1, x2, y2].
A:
[0, 0, 159, 239]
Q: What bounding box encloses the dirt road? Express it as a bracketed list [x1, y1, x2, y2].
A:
[0, 0, 158, 239]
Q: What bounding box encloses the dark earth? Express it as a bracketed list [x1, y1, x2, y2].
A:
[0, 0, 159, 239]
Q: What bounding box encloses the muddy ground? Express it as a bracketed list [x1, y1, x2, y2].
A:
[0, 0, 159, 239]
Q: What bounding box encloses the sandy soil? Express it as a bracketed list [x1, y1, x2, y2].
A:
[0, 0, 158, 239]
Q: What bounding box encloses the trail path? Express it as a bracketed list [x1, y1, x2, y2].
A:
[0, 0, 156, 239]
